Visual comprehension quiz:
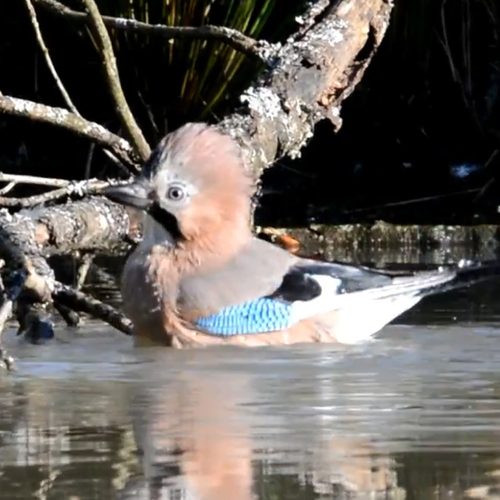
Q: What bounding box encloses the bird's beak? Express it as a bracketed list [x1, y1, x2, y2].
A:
[102, 179, 153, 211]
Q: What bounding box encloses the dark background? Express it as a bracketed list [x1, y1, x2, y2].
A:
[1, 0, 499, 226]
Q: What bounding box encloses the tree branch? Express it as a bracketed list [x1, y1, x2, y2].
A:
[34, 0, 264, 59]
[80, 0, 151, 162]
[0, 197, 132, 315]
[0, 94, 140, 172]
[0, 178, 116, 208]
[0, 172, 95, 188]
[217, 0, 394, 180]
[24, 196, 135, 254]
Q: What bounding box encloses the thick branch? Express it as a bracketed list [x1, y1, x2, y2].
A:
[0, 210, 55, 303]
[24, 196, 136, 254]
[35, 0, 262, 58]
[80, 0, 151, 161]
[0, 197, 132, 304]
[217, 0, 394, 179]
[0, 95, 140, 172]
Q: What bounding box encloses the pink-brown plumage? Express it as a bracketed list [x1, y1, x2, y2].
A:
[152, 124, 254, 272]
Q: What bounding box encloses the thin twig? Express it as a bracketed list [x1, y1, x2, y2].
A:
[0, 179, 115, 208]
[24, 0, 128, 170]
[0, 182, 16, 196]
[0, 188, 73, 208]
[0, 172, 84, 188]
[76, 253, 93, 289]
[80, 0, 151, 162]
[24, 0, 80, 115]
[343, 188, 481, 215]
[35, 0, 262, 58]
[84, 142, 95, 179]
[472, 149, 500, 203]
[0, 95, 139, 172]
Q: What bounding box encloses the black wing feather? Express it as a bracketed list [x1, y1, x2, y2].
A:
[268, 268, 322, 301]
[268, 261, 402, 302]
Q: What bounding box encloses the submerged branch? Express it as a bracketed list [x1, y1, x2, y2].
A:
[54, 282, 133, 335]
[0, 268, 26, 370]
[0, 198, 137, 356]
[0, 209, 57, 355]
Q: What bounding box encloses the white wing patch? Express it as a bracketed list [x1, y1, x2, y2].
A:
[289, 274, 342, 323]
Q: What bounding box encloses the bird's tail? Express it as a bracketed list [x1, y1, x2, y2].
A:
[414, 258, 500, 298]
[324, 259, 500, 313]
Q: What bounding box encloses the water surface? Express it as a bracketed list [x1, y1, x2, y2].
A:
[1, 260, 500, 499]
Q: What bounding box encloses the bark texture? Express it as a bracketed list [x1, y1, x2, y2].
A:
[219, 0, 394, 179]
[0, 199, 138, 356]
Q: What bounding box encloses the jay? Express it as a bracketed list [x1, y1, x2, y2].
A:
[103, 123, 498, 347]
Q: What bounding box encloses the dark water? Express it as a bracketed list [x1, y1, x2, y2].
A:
[2, 254, 500, 499]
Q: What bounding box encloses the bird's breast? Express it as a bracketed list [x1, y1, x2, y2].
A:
[121, 246, 179, 343]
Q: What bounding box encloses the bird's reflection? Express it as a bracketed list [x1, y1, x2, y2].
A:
[119, 365, 399, 500]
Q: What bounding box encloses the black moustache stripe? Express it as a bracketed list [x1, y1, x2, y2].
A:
[148, 202, 185, 242]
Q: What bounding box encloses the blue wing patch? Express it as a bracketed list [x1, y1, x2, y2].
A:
[194, 297, 293, 336]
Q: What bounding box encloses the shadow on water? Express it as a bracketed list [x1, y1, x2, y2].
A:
[2, 246, 500, 499]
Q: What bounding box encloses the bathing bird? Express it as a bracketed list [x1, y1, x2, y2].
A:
[103, 123, 499, 347]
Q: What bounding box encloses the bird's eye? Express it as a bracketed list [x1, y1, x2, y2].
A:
[166, 184, 186, 201]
